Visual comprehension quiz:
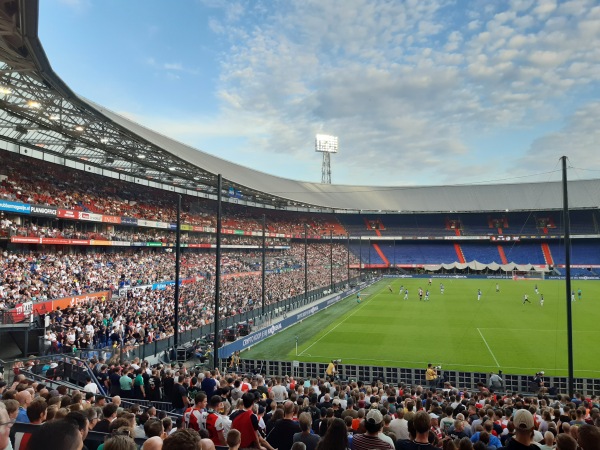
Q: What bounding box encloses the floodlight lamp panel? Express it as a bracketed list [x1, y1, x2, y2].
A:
[315, 134, 338, 153]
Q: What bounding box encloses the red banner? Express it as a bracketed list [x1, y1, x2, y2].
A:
[187, 243, 212, 248]
[52, 291, 111, 310]
[102, 215, 121, 224]
[57, 209, 77, 219]
[8, 291, 111, 323]
[11, 237, 42, 244]
[11, 237, 90, 245]
[11, 301, 33, 323]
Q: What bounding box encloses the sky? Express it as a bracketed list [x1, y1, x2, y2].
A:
[38, 0, 600, 187]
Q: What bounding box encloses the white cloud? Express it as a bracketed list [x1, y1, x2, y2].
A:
[164, 63, 183, 71]
[534, 0, 558, 16]
[516, 102, 600, 173]
[127, 0, 600, 185]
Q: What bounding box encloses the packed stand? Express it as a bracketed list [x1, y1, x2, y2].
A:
[3, 360, 600, 450]
[0, 150, 343, 236]
[0, 243, 357, 309]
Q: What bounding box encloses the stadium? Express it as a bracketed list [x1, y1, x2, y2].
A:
[0, 1, 600, 449]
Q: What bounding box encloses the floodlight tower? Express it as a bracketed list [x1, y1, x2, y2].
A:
[315, 134, 338, 184]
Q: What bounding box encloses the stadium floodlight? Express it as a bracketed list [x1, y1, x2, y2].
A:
[27, 100, 41, 109]
[74, 125, 85, 132]
[315, 134, 338, 153]
[315, 134, 339, 184]
[0, 86, 12, 94]
[137, 154, 146, 159]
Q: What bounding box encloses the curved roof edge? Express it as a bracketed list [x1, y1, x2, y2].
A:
[16, 0, 600, 213]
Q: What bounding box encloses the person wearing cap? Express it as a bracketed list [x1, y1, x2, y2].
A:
[504, 409, 539, 450]
[351, 408, 394, 450]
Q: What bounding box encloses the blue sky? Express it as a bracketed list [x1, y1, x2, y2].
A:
[39, 0, 600, 186]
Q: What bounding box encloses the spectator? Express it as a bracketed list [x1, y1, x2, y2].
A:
[205, 395, 227, 446]
[26, 419, 83, 450]
[184, 392, 207, 431]
[104, 434, 137, 450]
[141, 436, 163, 450]
[293, 412, 320, 450]
[266, 400, 301, 450]
[26, 397, 47, 424]
[505, 409, 539, 450]
[15, 390, 32, 423]
[85, 407, 100, 430]
[315, 417, 348, 450]
[350, 408, 393, 450]
[577, 424, 600, 450]
[538, 431, 555, 450]
[171, 376, 189, 415]
[66, 411, 90, 449]
[0, 402, 14, 450]
[226, 428, 241, 450]
[83, 377, 99, 395]
[556, 434, 577, 450]
[95, 403, 119, 433]
[272, 377, 288, 404]
[162, 428, 201, 450]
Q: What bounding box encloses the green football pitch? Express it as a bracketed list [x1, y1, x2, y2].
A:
[242, 278, 600, 378]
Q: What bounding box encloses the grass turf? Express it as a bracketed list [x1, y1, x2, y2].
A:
[242, 278, 600, 378]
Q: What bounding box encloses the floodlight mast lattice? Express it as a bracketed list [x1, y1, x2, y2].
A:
[315, 134, 338, 184]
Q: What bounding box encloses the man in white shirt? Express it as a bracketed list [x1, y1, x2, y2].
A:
[271, 378, 288, 404]
[83, 377, 99, 394]
[389, 409, 409, 440]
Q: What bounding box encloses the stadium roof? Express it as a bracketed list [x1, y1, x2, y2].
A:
[0, 0, 599, 214]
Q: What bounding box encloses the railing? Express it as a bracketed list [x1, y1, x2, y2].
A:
[239, 359, 600, 396]
[19, 360, 182, 418]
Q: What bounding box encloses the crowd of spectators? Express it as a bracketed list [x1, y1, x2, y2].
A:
[0, 150, 345, 236]
[1, 220, 289, 246]
[0, 243, 358, 353]
[0, 242, 357, 306]
[2, 361, 600, 450]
